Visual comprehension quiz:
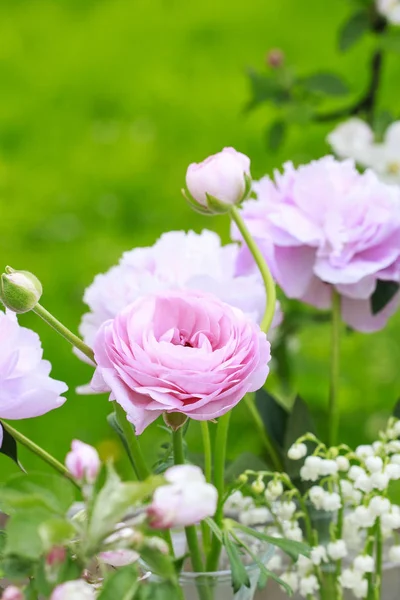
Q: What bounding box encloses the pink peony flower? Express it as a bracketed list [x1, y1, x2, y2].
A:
[232, 157, 400, 332]
[185, 147, 250, 208]
[91, 290, 270, 434]
[50, 580, 95, 600]
[65, 440, 101, 483]
[79, 230, 281, 351]
[148, 465, 218, 528]
[0, 310, 67, 447]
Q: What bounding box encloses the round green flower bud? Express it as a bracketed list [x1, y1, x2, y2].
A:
[0, 267, 42, 313]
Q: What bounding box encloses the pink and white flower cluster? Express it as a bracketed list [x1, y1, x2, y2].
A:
[233, 156, 400, 332]
[0, 310, 67, 446]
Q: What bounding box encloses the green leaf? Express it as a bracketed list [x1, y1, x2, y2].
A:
[225, 452, 267, 482]
[245, 69, 289, 112]
[87, 464, 163, 551]
[5, 508, 51, 559]
[266, 120, 286, 151]
[139, 544, 177, 583]
[223, 533, 250, 593]
[204, 518, 223, 543]
[135, 582, 181, 600]
[233, 522, 309, 561]
[38, 518, 75, 551]
[302, 72, 349, 96]
[392, 399, 400, 420]
[371, 280, 400, 315]
[381, 31, 400, 54]
[97, 565, 140, 600]
[339, 11, 369, 52]
[107, 412, 138, 472]
[258, 568, 293, 595]
[1, 554, 35, 581]
[0, 473, 75, 516]
[255, 389, 289, 454]
[0, 426, 24, 471]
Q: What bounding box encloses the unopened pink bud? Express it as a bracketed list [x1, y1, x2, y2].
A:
[46, 546, 67, 566]
[266, 48, 284, 69]
[2, 586, 24, 600]
[65, 440, 101, 483]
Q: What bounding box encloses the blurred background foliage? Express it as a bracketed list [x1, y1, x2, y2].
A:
[1, 0, 400, 480]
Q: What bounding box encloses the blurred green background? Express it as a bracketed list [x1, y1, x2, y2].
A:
[1, 0, 400, 480]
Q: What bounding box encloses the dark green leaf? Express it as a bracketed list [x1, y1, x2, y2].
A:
[302, 72, 349, 96]
[233, 522, 309, 561]
[381, 31, 400, 54]
[107, 412, 137, 472]
[135, 581, 180, 600]
[255, 389, 289, 453]
[374, 110, 394, 142]
[225, 452, 268, 482]
[223, 533, 250, 593]
[245, 69, 289, 112]
[393, 399, 400, 420]
[139, 545, 177, 583]
[371, 280, 399, 315]
[1, 554, 35, 581]
[0, 425, 24, 471]
[339, 11, 369, 52]
[266, 120, 286, 151]
[98, 565, 140, 600]
[284, 395, 315, 454]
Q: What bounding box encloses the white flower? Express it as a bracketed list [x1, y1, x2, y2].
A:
[349, 465, 366, 481]
[327, 118, 374, 161]
[354, 473, 373, 493]
[265, 480, 284, 502]
[319, 459, 338, 476]
[310, 546, 327, 566]
[277, 500, 297, 521]
[299, 574, 319, 596]
[268, 554, 283, 572]
[327, 539, 348, 560]
[296, 555, 314, 576]
[224, 490, 254, 514]
[381, 506, 400, 530]
[251, 479, 265, 494]
[387, 441, 400, 454]
[370, 472, 390, 491]
[391, 454, 400, 465]
[368, 496, 391, 517]
[353, 506, 376, 528]
[340, 480, 362, 504]
[322, 492, 341, 512]
[300, 456, 323, 482]
[356, 445, 375, 459]
[280, 572, 299, 594]
[353, 579, 368, 599]
[365, 456, 383, 473]
[377, 0, 400, 25]
[288, 443, 307, 460]
[309, 486, 326, 510]
[353, 554, 374, 574]
[239, 507, 270, 527]
[385, 463, 400, 480]
[339, 568, 366, 589]
[373, 441, 384, 452]
[389, 545, 400, 564]
[284, 523, 303, 542]
[336, 456, 350, 471]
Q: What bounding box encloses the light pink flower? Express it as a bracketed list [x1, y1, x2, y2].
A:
[99, 549, 139, 567]
[91, 290, 270, 434]
[148, 465, 218, 528]
[50, 580, 95, 600]
[0, 310, 67, 447]
[2, 586, 24, 600]
[185, 147, 250, 208]
[65, 440, 101, 483]
[79, 230, 280, 353]
[232, 157, 400, 332]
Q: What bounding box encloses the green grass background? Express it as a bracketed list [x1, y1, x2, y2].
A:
[1, 0, 400, 479]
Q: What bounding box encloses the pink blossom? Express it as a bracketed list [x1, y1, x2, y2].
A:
[91, 290, 270, 434]
[79, 230, 280, 354]
[185, 147, 250, 208]
[65, 440, 101, 483]
[2, 587, 24, 600]
[50, 580, 95, 600]
[232, 157, 400, 332]
[99, 549, 139, 567]
[0, 310, 67, 447]
[148, 465, 218, 528]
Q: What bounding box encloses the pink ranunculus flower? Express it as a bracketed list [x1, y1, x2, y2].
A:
[232, 156, 400, 332]
[0, 310, 67, 447]
[65, 440, 101, 483]
[148, 465, 218, 528]
[50, 580, 95, 600]
[78, 230, 281, 353]
[185, 147, 251, 209]
[91, 290, 270, 434]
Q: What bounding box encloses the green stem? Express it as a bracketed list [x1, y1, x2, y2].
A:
[114, 402, 150, 480]
[206, 412, 231, 571]
[328, 290, 341, 447]
[0, 420, 80, 490]
[375, 518, 382, 600]
[230, 206, 276, 334]
[33, 303, 95, 363]
[244, 393, 283, 471]
[200, 422, 212, 554]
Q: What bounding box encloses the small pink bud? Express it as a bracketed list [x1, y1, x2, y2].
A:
[266, 48, 284, 69]
[2, 586, 24, 600]
[50, 580, 95, 600]
[46, 546, 67, 566]
[65, 440, 101, 483]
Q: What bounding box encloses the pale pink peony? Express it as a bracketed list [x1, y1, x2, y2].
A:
[0, 310, 67, 447]
[185, 147, 250, 208]
[65, 440, 101, 483]
[91, 290, 270, 434]
[79, 230, 281, 351]
[232, 156, 400, 332]
[148, 465, 218, 528]
[50, 580, 95, 600]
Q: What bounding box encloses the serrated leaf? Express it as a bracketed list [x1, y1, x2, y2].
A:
[0, 425, 24, 471]
[255, 389, 289, 453]
[339, 11, 369, 52]
[266, 120, 286, 151]
[371, 280, 399, 315]
[98, 565, 140, 600]
[302, 72, 349, 96]
[223, 533, 250, 593]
